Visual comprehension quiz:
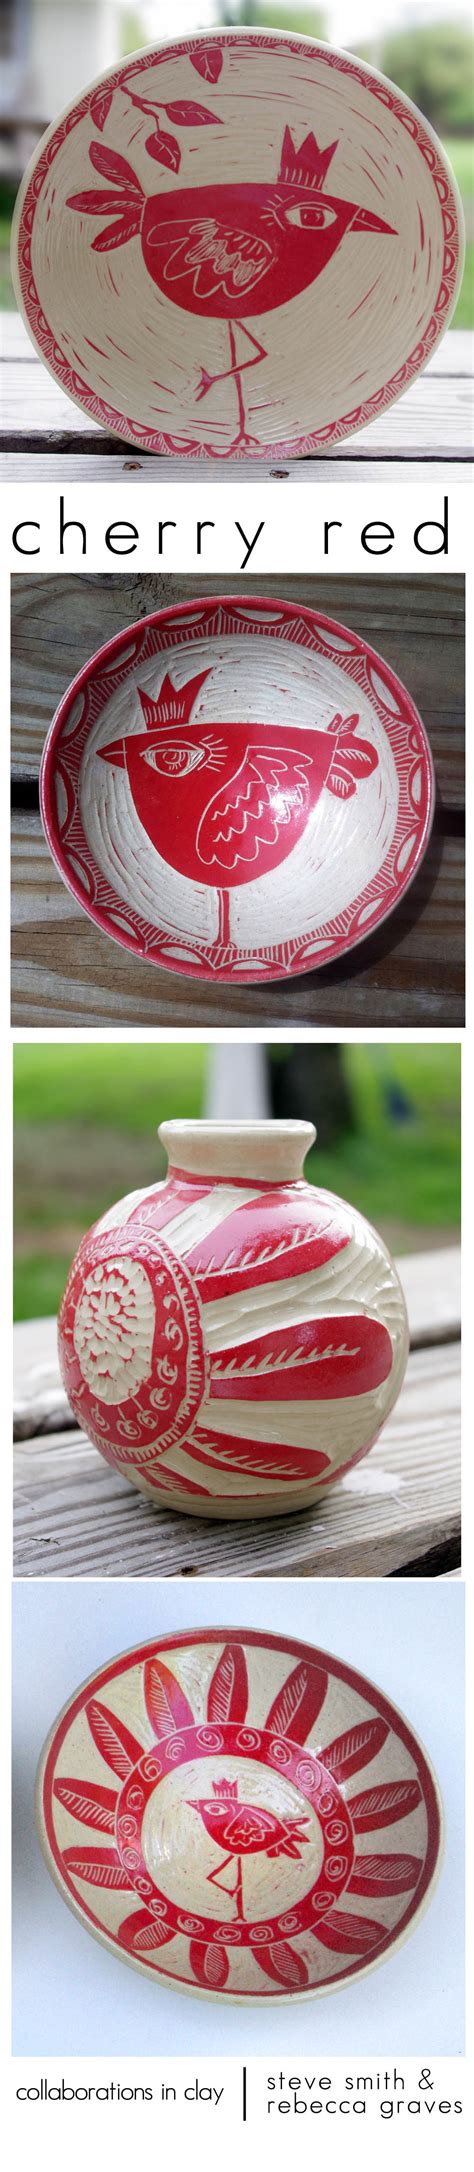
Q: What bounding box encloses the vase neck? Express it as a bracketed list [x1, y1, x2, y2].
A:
[159, 1120, 315, 1184]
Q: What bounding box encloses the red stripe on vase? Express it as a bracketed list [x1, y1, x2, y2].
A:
[209, 1314, 393, 1403]
[180, 1425, 331, 1485]
[119, 1173, 215, 1236]
[186, 1187, 351, 1300]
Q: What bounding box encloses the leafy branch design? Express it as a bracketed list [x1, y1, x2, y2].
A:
[90, 46, 224, 175]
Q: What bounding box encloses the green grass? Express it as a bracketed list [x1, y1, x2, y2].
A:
[16, 1255, 75, 1322]
[444, 138, 474, 196]
[451, 241, 474, 327]
[13, 1040, 207, 1132]
[442, 137, 474, 327]
[0, 209, 14, 310]
[13, 1044, 460, 1321]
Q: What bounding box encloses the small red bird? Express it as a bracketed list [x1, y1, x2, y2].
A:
[189, 1777, 310, 1917]
[67, 125, 395, 450]
[98, 665, 379, 943]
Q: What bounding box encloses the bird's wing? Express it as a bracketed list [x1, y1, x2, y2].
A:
[226, 1808, 275, 1847]
[155, 217, 276, 300]
[196, 745, 312, 873]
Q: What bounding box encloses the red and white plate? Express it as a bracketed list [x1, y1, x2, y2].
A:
[37, 1627, 443, 2002]
[40, 594, 435, 985]
[12, 29, 463, 460]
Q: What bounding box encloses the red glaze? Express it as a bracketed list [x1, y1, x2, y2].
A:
[68, 129, 394, 321]
[98, 667, 378, 887]
[66, 125, 394, 453]
[209, 1314, 393, 1404]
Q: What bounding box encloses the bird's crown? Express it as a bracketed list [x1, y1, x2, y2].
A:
[212, 1777, 239, 1799]
[278, 126, 338, 192]
[138, 668, 211, 730]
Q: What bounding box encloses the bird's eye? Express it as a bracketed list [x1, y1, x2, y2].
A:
[142, 742, 203, 776]
[286, 202, 336, 230]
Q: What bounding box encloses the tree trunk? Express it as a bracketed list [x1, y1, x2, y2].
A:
[269, 1045, 355, 1147]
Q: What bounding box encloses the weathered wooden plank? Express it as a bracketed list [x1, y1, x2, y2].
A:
[12, 1251, 461, 1441]
[12, 1341, 461, 1581]
[2, 357, 472, 456]
[10, 814, 465, 1026]
[11, 573, 465, 810]
[396, 1246, 461, 1348]
[2, 452, 472, 485]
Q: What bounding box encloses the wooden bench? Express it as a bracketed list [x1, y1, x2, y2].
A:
[13, 1245, 461, 1581]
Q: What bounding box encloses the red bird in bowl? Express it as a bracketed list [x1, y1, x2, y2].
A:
[67, 125, 396, 450]
[189, 1777, 310, 1918]
[98, 665, 379, 944]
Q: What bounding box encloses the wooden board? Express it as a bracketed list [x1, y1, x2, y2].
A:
[2, 321, 472, 480]
[12, 1248, 461, 1581]
[4, 454, 473, 483]
[12, 1347, 460, 1583]
[10, 572, 465, 1028]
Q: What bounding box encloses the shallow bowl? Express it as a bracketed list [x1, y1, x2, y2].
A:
[36, 1626, 443, 2003]
[40, 593, 435, 985]
[12, 28, 463, 461]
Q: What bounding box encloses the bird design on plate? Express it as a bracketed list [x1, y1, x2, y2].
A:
[67, 124, 396, 452]
[189, 1777, 311, 1920]
[47, 1637, 433, 1999]
[98, 665, 379, 943]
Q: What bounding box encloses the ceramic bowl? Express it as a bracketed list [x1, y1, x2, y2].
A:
[40, 594, 435, 986]
[36, 1627, 443, 2003]
[12, 29, 463, 461]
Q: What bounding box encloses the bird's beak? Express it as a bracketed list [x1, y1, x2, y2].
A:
[350, 207, 397, 234]
[97, 737, 127, 767]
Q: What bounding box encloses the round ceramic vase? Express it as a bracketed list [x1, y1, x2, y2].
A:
[12, 29, 463, 459]
[57, 1120, 409, 1518]
[36, 1627, 443, 2003]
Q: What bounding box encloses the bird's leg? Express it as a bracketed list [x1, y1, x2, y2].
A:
[235, 1855, 244, 1921]
[208, 1852, 237, 1893]
[216, 887, 231, 947]
[207, 1854, 245, 1919]
[196, 321, 267, 403]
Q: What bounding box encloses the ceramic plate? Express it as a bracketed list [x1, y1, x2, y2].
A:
[37, 1627, 443, 2003]
[40, 594, 435, 985]
[12, 30, 463, 460]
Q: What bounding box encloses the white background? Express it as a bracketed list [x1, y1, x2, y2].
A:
[12, 1577, 464, 2057]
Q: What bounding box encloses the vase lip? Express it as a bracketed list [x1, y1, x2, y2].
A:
[159, 1119, 316, 1182]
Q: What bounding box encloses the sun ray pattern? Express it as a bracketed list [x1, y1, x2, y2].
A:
[40, 1630, 441, 2001]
